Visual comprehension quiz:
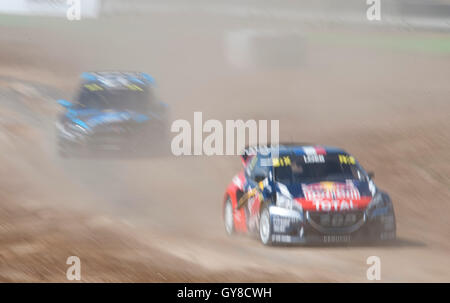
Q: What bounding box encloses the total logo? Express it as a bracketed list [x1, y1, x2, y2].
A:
[298, 182, 371, 211]
[312, 199, 357, 211]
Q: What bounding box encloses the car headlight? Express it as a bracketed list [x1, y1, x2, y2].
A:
[65, 123, 90, 136]
[276, 192, 293, 209]
[368, 192, 387, 210]
[367, 192, 392, 219]
[56, 121, 85, 138]
[276, 192, 303, 214]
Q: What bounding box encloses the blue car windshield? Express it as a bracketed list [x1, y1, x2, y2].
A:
[74, 87, 151, 111]
[273, 154, 367, 184]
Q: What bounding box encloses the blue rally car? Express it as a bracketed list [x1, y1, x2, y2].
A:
[56, 71, 169, 157]
[223, 144, 396, 245]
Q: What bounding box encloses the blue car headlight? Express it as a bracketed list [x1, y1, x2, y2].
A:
[57, 121, 88, 139]
[64, 123, 91, 139]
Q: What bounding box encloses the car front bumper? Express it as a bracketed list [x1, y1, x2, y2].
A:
[268, 206, 396, 244]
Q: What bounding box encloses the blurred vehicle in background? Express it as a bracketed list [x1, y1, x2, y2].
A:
[56, 71, 169, 157]
[223, 144, 396, 245]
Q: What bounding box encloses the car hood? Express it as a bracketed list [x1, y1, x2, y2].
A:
[276, 180, 374, 211]
[65, 108, 152, 129]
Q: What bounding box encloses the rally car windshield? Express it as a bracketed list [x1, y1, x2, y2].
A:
[74, 87, 151, 111]
[274, 154, 367, 184]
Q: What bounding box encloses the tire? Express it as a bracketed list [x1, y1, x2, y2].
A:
[259, 206, 273, 246]
[224, 197, 235, 236]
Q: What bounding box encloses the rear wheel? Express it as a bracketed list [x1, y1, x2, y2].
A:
[224, 198, 235, 235]
[259, 207, 273, 245]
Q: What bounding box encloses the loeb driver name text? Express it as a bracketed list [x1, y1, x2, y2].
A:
[177, 287, 272, 300]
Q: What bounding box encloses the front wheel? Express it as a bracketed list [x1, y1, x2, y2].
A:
[259, 207, 273, 245]
[224, 198, 235, 236]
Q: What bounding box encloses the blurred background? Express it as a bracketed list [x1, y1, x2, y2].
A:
[0, 0, 449, 281]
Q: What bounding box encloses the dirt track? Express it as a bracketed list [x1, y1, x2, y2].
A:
[0, 10, 449, 282]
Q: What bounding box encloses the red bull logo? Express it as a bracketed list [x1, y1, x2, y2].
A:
[297, 181, 368, 211]
[302, 181, 361, 201]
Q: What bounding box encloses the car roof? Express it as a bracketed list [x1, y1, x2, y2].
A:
[80, 71, 155, 89]
[244, 143, 348, 157]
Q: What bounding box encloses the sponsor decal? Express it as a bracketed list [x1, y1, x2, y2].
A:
[323, 235, 351, 243]
[303, 146, 326, 155]
[84, 84, 103, 91]
[302, 181, 361, 201]
[272, 156, 291, 167]
[273, 216, 298, 233]
[297, 181, 371, 211]
[311, 199, 357, 212]
[338, 154, 356, 165]
[272, 234, 293, 243]
[303, 154, 325, 163]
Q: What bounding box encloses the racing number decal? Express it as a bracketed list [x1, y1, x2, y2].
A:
[84, 84, 103, 91]
[339, 155, 356, 165]
[126, 84, 144, 91]
[272, 156, 291, 167]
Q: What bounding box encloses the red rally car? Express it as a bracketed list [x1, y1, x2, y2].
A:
[223, 144, 396, 245]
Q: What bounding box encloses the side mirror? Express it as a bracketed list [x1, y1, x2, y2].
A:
[368, 171, 375, 179]
[57, 99, 73, 108]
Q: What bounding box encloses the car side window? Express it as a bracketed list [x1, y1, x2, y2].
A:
[249, 156, 270, 182]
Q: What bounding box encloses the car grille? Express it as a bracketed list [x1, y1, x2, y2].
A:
[90, 133, 128, 145]
[88, 123, 141, 146]
[86, 120, 163, 148]
[307, 211, 366, 234]
[93, 123, 134, 134]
